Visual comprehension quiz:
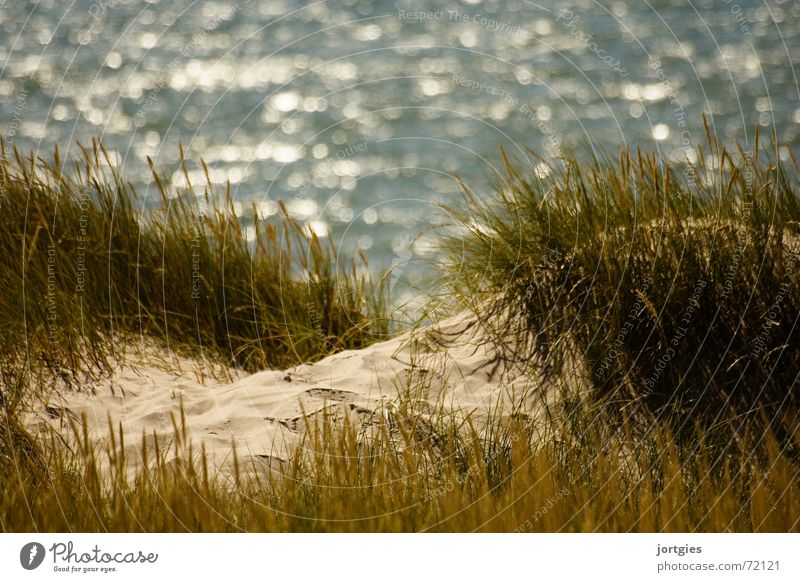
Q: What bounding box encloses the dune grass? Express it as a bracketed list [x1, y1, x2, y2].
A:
[446, 123, 800, 439]
[2, 398, 799, 532]
[0, 139, 388, 391]
[2, 127, 800, 532]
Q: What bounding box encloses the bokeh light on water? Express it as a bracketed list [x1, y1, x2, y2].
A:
[2, 0, 798, 314]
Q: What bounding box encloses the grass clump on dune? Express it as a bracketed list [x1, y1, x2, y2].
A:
[447, 124, 800, 438]
[0, 139, 387, 390]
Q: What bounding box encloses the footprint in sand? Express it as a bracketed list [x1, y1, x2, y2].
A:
[303, 387, 357, 402]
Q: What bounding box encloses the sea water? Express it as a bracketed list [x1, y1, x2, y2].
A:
[1, 0, 797, 307]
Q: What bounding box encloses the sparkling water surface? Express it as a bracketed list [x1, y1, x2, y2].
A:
[2, 0, 798, 306]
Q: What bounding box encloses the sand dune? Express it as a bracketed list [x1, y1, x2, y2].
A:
[30, 314, 550, 475]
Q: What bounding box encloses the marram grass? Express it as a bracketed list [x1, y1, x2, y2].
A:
[2, 129, 800, 532]
[2, 403, 799, 532]
[0, 139, 388, 390]
[445, 123, 800, 437]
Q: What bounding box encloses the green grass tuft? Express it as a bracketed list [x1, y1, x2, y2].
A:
[0, 139, 388, 394]
[445, 122, 800, 437]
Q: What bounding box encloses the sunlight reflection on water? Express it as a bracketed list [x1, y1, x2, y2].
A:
[1, 0, 798, 309]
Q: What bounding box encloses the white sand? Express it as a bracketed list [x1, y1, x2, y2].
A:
[30, 314, 553, 475]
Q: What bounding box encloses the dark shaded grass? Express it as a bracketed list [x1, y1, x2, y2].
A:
[446, 123, 800, 441]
